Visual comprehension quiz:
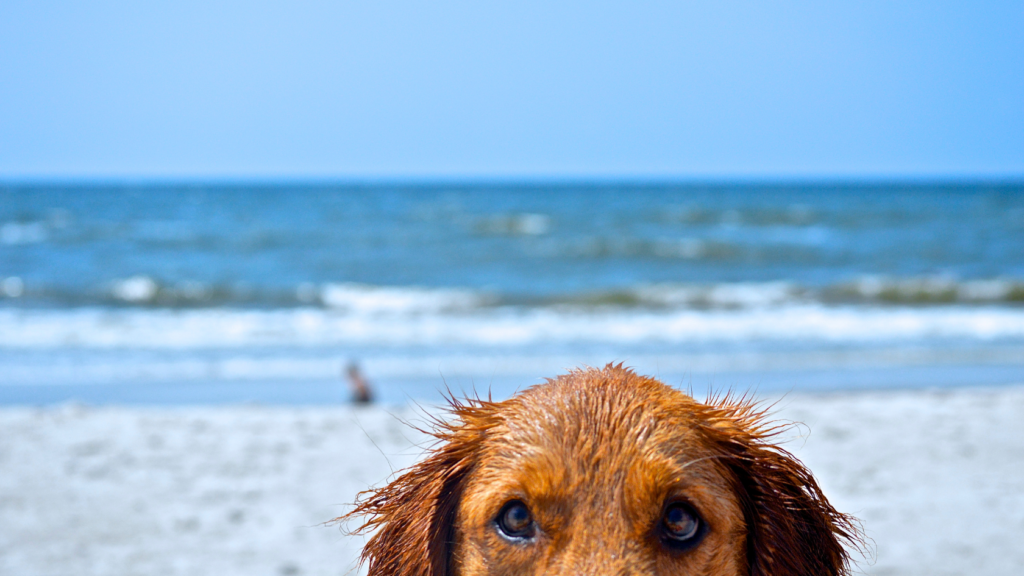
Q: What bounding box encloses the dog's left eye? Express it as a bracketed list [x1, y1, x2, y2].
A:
[495, 500, 535, 540]
[661, 502, 703, 547]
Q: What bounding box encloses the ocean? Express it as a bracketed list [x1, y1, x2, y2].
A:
[1, 182, 1022, 404]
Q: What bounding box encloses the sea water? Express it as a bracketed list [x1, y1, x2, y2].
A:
[1, 182, 1022, 404]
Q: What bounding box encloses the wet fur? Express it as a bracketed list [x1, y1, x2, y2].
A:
[340, 365, 860, 576]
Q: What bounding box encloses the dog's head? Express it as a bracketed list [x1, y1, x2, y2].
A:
[342, 365, 859, 576]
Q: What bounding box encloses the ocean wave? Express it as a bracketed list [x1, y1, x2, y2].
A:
[5, 277, 1024, 310]
[534, 237, 742, 261]
[822, 277, 1024, 304]
[0, 277, 25, 298]
[1, 304, 1023, 349]
[0, 221, 48, 245]
[659, 205, 820, 227]
[617, 282, 800, 308]
[102, 277, 492, 311]
[472, 213, 552, 236]
[313, 283, 489, 313]
[107, 276, 232, 306]
[560, 278, 1024, 308]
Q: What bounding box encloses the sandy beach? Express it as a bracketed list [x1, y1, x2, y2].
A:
[2, 385, 1024, 576]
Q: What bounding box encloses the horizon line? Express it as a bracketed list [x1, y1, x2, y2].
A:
[3, 172, 1024, 188]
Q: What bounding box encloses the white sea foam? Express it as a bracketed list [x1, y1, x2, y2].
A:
[843, 276, 1024, 302]
[629, 278, 1024, 307]
[1, 277, 24, 298]
[0, 221, 48, 245]
[1, 304, 1023, 350]
[633, 282, 800, 307]
[111, 276, 160, 302]
[316, 283, 487, 313]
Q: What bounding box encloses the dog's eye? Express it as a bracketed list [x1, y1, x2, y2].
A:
[495, 500, 535, 540]
[662, 503, 702, 545]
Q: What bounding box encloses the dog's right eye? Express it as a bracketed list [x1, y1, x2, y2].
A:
[495, 500, 535, 540]
[660, 502, 705, 550]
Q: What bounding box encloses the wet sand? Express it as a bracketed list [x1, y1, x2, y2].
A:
[2, 385, 1023, 576]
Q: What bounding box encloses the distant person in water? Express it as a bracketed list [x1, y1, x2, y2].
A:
[345, 362, 374, 404]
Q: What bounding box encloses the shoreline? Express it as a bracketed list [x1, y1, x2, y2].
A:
[2, 384, 1023, 575]
[2, 359, 1023, 407]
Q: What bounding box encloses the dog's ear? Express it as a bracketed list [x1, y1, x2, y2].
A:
[339, 398, 499, 576]
[701, 397, 861, 576]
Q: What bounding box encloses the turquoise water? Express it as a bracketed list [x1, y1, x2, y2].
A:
[1, 182, 1022, 403]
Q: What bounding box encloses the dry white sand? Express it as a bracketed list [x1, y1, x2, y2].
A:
[2, 385, 1024, 576]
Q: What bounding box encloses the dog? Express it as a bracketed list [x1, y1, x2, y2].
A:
[341, 364, 860, 576]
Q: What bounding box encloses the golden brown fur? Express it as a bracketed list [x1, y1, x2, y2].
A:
[340, 364, 860, 576]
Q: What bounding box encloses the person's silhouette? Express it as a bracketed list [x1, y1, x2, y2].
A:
[345, 362, 374, 404]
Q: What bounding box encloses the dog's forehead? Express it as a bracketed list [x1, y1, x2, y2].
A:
[507, 369, 699, 431]
[478, 369, 713, 477]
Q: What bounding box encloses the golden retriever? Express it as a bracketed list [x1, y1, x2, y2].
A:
[341, 364, 859, 576]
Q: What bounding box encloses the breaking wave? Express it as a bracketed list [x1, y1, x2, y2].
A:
[2, 303, 1023, 349]
[3, 277, 1023, 310]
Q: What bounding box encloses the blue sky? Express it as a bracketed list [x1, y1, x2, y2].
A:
[1, 1, 1022, 180]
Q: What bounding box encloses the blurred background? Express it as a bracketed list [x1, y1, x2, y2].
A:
[1, 185, 1023, 404]
[2, 2, 1022, 405]
[2, 2, 1024, 576]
